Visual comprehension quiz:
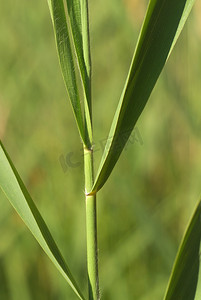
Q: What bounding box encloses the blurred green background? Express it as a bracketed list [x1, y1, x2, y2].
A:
[0, 0, 201, 299]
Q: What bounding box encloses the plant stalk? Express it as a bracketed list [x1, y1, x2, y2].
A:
[84, 147, 99, 300]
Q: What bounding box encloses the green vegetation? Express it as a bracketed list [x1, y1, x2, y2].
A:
[0, 0, 201, 299]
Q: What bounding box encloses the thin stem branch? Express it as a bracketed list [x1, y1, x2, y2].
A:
[82, 0, 93, 147]
[84, 147, 99, 300]
[82, 2, 98, 298]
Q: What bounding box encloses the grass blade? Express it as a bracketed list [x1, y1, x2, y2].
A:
[163, 200, 201, 300]
[0, 141, 85, 300]
[47, 0, 89, 148]
[66, 0, 92, 144]
[66, 0, 91, 107]
[90, 0, 195, 194]
[66, 0, 88, 96]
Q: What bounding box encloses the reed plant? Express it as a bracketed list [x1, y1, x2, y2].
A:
[0, 1, 200, 299]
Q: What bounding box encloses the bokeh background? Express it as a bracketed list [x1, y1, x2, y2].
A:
[0, 0, 201, 299]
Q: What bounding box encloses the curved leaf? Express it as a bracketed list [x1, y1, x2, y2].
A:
[47, 0, 90, 148]
[0, 141, 85, 300]
[90, 0, 196, 194]
[164, 200, 201, 300]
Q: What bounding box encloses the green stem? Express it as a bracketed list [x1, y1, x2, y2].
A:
[84, 147, 99, 300]
[82, 2, 98, 298]
[82, 0, 93, 146]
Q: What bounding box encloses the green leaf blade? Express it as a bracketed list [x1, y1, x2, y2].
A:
[164, 200, 201, 300]
[47, 0, 89, 147]
[66, 0, 90, 102]
[0, 141, 85, 300]
[91, 0, 195, 194]
[66, 0, 92, 144]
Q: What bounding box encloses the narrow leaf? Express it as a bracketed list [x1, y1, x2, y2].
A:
[66, 0, 91, 104]
[66, 0, 92, 144]
[66, 0, 87, 89]
[164, 200, 201, 300]
[47, 0, 89, 147]
[0, 141, 85, 300]
[90, 0, 195, 194]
